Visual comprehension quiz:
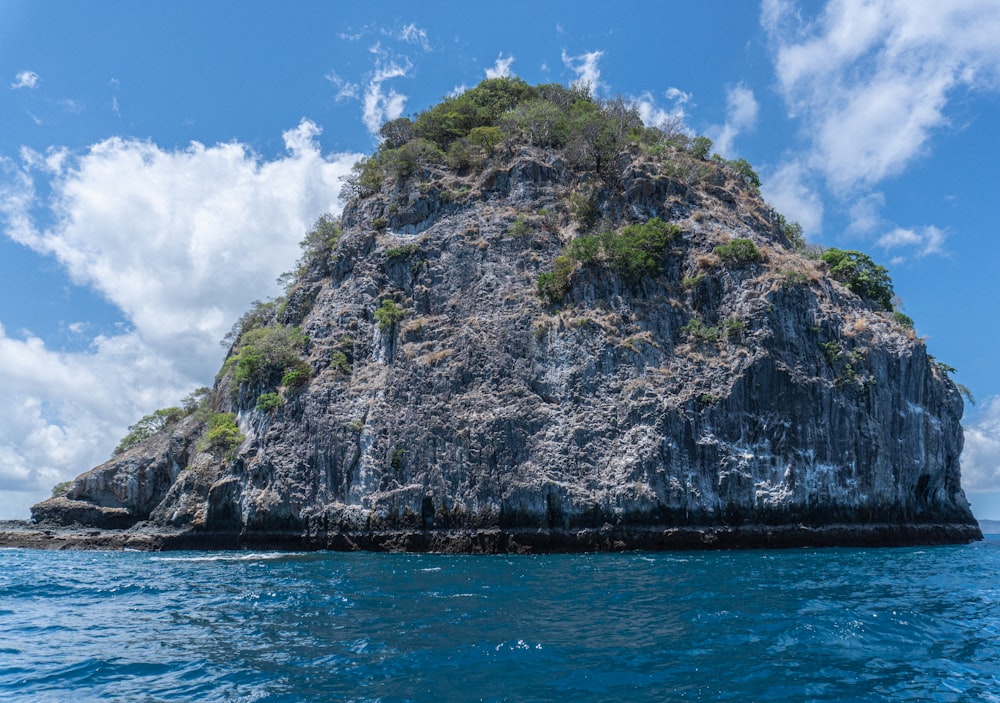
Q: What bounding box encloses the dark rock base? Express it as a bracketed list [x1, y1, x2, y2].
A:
[0, 520, 983, 553]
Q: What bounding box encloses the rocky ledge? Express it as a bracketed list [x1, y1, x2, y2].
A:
[0, 520, 982, 553]
[20, 79, 981, 551]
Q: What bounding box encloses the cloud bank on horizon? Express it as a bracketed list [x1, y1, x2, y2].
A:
[2, 0, 1000, 519]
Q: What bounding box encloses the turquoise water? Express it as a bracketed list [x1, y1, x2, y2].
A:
[2, 540, 1000, 702]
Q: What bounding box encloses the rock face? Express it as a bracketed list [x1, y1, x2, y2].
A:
[30, 112, 981, 550]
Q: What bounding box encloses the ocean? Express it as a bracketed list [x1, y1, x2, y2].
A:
[2, 539, 999, 702]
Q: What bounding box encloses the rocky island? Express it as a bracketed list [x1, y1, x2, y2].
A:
[9, 79, 981, 551]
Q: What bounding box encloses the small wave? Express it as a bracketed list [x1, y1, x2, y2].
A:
[150, 552, 305, 563]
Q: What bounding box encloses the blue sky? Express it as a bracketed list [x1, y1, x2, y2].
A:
[2, 0, 1000, 519]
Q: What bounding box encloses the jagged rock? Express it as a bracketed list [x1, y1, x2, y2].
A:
[25, 87, 980, 551]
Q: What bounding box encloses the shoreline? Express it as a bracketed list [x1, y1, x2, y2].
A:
[0, 520, 983, 553]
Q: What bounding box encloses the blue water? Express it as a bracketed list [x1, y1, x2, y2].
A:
[2, 541, 1000, 702]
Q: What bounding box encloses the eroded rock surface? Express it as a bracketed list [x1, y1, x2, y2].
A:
[27, 136, 980, 551]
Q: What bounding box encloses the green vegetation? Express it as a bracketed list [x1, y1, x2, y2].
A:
[296, 214, 342, 271]
[568, 190, 598, 226]
[381, 138, 444, 181]
[256, 392, 284, 412]
[114, 406, 185, 455]
[820, 340, 841, 365]
[222, 325, 310, 400]
[182, 387, 212, 416]
[893, 311, 914, 329]
[725, 158, 761, 193]
[537, 255, 576, 303]
[281, 364, 311, 388]
[777, 214, 805, 250]
[820, 340, 865, 382]
[781, 269, 809, 287]
[820, 248, 894, 311]
[603, 218, 681, 279]
[340, 155, 383, 199]
[537, 218, 680, 302]
[330, 350, 350, 374]
[713, 238, 762, 264]
[344, 77, 741, 203]
[690, 136, 713, 159]
[506, 215, 532, 237]
[375, 299, 406, 331]
[682, 318, 720, 343]
[200, 413, 244, 457]
[223, 298, 280, 348]
[724, 317, 747, 340]
[51, 481, 72, 498]
[386, 243, 420, 259]
[111, 387, 212, 457]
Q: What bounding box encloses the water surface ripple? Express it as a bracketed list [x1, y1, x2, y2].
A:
[2, 540, 999, 702]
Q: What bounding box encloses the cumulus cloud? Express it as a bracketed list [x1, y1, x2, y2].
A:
[962, 396, 1000, 497]
[0, 325, 192, 518]
[485, 53, 515, 79]
[709, 84, 759, 158]
[561, 50, 605, 96]
[763, 0, 1000, 193]
[11, 70, 39, 90]
[0, 122, 363, 517]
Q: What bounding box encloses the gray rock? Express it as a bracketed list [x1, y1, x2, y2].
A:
[27, 144, 981, 551]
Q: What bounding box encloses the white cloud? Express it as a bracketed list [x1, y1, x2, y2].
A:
[396, 23, 431, 51]
[633, 88, 691, 134]
[764, 0, 1000, 193]
[359, 47, 412, 135]
[760, 160, 824, 235]
[0, 325, 192, 517]
[326, 71, 360, 102]
[708, 84, 759, 157]
[561, 50, 605, 96]
[962, 396, 1000, 497]
[846, 191, 886, 235]
[328, 40, 415, 136]
[664, 87, 692, 105]
[0, 122, 363, 518]
[876, 224, 946, 257]
[11, 70, 39, 90]
[485, 53, 515, 79]
[58, 98, 83, 114]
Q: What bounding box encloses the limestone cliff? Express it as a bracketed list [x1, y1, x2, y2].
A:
[30, 80, 980, 550]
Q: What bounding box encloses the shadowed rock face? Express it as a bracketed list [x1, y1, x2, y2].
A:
[30, 141, 981, 550]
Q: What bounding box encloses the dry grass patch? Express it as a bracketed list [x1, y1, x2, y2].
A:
[417, 349, 454, 367]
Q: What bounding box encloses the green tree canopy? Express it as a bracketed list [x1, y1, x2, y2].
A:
[114, 407, 185, 455]
[821, 248, 894, 311]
